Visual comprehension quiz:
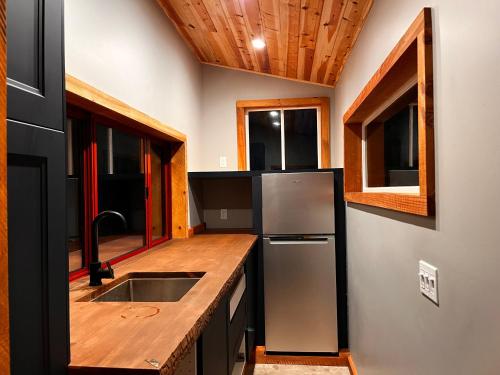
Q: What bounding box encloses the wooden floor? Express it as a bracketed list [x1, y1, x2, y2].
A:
[252, 364, 350, 375]
[255, 347, 350, 367]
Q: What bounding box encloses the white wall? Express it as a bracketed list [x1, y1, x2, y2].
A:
[64, 0, 203, 170]
[333, 1, 500, 374]
[199, 65, 336, 170]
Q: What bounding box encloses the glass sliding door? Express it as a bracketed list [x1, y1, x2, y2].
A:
[150, 143, 168, 243]
[66, 116, 85, 272]
[66, 107, 174, 281]
[96, 123, 146, 262]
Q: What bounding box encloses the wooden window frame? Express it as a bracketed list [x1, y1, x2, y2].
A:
[148, 139, 172, 248]
[236, 97, 331, 171]
[66, 75, 188, 280]
[343, 8, 434, 216]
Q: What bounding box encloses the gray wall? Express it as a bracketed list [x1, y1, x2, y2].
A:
[333, 1, 500, 374]
[65, 0, 204, 170]
[199, 65, 337, 170]
[189, 178, 253, 229]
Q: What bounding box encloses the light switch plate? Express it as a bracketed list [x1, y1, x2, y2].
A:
[220, 209, 228, 220]
[219, 156, 227, 168]
[419, 260, 439, 305]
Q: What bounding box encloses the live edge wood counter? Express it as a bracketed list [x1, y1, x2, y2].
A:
[68, 234, 257, 375]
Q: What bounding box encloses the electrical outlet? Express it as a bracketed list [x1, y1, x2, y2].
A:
[220, 209, 228, 220]
[219, 156, 227, 168]
[419, 260, 439, 305]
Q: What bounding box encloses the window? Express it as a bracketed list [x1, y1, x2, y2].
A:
[343, 8, 434, 216]
[363, 86, 419, 192]
[237, 98, 330, 171]
[247, 110, 283, 171]
[284, 109, 319, 170]
[66, 107, 172, 279]
[247, 107, 320, 171]
[67, 113, 86, 273]
[150, 142, 169, 243]
[96, 123, 147, 261]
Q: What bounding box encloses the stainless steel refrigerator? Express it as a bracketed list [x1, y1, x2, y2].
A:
[262, 171, 338, 353]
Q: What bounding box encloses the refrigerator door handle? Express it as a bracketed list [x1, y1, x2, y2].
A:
[267, 236, 331, 245]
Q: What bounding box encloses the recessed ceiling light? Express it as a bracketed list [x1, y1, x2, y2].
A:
[252, 38, 266, 49]
[272, 121, 280, 127]
[270, 111, 279, 117]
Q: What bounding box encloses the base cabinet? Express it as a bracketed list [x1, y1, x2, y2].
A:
[198, 296, 229, 375]
[197, 245, 256, 375]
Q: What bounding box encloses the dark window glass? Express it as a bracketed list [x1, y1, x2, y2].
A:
[96, 125, 146, 261]
[151, 143, 166, 241]
[366, 103, 419, 187]
[284, 109, 318, 169]
[248, 110, 282, 171]
[67, 118, 85, 272]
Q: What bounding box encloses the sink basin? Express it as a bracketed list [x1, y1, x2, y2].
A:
[86, 272, 205, 302]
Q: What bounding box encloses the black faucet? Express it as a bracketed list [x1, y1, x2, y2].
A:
[89, 210, 127, 286]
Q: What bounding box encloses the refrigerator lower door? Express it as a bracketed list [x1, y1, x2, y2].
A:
[264, 236, 338, 353]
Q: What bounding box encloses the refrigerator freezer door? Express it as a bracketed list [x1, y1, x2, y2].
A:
[262, 172, 335, 235]
[263, 236, 338, 353]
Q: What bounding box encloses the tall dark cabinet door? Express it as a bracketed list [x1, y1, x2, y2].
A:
[7, 0, 64, 131]
[7, 122, 68, 375]
[6, 0, 68, 374]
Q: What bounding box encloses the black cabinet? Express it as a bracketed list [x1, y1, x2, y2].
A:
[198, 296, 229, 375]
[198, 245, 256, 375]
[7, 0, 65, 130]
[6, 0, 68, 374]
[7, 122, 68, 375]
[228, 292, 247, 374]
[244, 243, 258, 362]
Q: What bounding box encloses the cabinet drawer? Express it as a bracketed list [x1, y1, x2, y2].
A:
[228, 291, 247, 373]
[229, 273, 246, 321]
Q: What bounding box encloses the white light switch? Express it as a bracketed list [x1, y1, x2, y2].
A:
[219, 156, 227, 168]
[220, 209, 228, 220]
[419, 260, 439, 305]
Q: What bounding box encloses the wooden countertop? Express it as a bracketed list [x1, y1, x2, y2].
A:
[68, 234, 257, 374]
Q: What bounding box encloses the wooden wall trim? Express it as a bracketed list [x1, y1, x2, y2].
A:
[65, 75, 187, 143]
[343, 8, 434, 216]
[188, 222, 207, 238]
[236, 107, 246, 171]
[343, 9, 427, 125]
[170, 143, 188, 238]
[347, 353, 358, 375]
[66, 75, 189, 238]
[0, 0, 8, 372]
[236, 97, 331, 171]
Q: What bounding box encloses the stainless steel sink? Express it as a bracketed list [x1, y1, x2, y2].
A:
[88, 272, 205, 302]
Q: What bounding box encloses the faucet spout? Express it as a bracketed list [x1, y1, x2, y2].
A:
[89, 210, 127, 286]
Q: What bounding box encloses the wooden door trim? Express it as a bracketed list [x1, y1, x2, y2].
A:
[0, 0, 9, 372]
[236, 97, 331, 171]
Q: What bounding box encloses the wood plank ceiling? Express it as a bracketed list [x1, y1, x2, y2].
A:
[157, 0, 373, 87]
